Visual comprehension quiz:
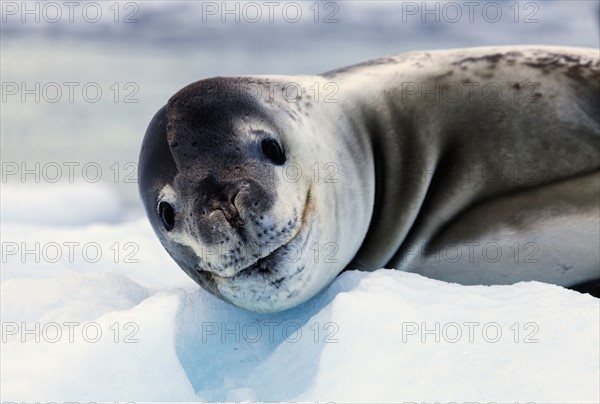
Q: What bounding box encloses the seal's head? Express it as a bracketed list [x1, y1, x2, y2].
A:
[139, 77, 371, 312]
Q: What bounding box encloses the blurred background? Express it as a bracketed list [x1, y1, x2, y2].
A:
[2, 0, 599, 218]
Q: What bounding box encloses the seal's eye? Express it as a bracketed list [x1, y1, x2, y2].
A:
[261, 138, 286, 165]
[158, 201, 175, 231]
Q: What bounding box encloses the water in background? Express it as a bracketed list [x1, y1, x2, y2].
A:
[2, 0, 599, 212]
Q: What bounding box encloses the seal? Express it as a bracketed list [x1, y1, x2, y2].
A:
[139, 45, 600, 312]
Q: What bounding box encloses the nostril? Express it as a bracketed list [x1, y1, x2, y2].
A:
[230, 191, 239, 206]
[223, 209, 244, 228]
[224, 205, 237, 219]
[222, 196, 244, 228]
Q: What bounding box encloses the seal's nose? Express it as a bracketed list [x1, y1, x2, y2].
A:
[190, 175, 274, 244]
[193, 176, 269, 243]
[221, 192, 244, 228]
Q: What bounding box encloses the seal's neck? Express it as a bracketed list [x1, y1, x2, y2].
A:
[300, 76, 378, 274]
[329, 72, 443, 270]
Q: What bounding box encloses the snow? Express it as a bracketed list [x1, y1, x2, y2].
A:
[1, 182, 123, 226]
[1, 183, 599, 403]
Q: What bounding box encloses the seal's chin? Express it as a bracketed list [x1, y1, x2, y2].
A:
[198, 211, 310, 282]
[212, 242, 288, 279]
[194, 188, 317, 312]
[198, 186, 314, 282]
[209, 213, 316, 312]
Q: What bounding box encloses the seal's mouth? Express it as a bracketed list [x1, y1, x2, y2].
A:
[198, 187, 313, 281]
[215, 240, 290, 279]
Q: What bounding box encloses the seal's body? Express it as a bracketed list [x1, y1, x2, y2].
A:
[139, 46, 600, 312]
